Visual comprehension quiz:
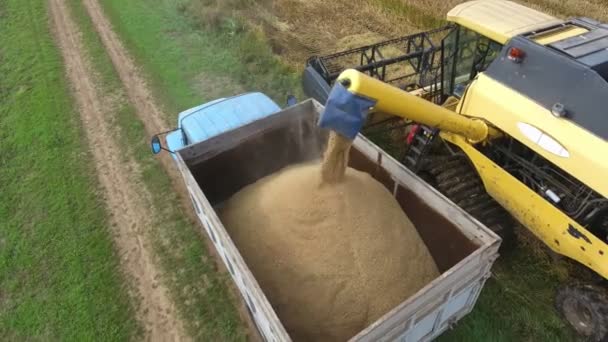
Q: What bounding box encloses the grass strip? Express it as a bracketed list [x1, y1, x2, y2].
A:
[100, 0, 301, 121]
[0, 0, 137, 340]
[67, 0, 248, 340]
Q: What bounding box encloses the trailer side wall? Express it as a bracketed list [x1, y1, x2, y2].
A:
[175, 100, 500, 341]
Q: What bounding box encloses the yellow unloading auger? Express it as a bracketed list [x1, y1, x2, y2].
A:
[318, 69, 493, 144]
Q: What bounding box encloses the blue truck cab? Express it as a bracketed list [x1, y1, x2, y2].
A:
[153, 92, 282, 156]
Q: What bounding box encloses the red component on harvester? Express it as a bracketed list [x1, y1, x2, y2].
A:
[508, 47, 525, 63]
[406, 124, 420, 144]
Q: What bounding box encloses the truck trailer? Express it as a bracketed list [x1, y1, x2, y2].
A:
[151, 94, 500, 341]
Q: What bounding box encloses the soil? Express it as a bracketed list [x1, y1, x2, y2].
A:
[49, 0, 187, 340]
[220, 163, 439, 341]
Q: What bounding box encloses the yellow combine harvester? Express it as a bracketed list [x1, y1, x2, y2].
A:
[304, 0, 608, 339]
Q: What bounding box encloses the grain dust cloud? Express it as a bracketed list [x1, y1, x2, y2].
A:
[220, 131, 439, 341]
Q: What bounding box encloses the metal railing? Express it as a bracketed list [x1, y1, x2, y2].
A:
[307, 25, 454, 103]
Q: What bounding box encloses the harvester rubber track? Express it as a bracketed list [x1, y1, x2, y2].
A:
[428, 155, 515, 246]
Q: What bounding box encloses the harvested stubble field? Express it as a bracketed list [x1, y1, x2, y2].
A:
[185, 0, 608, 67]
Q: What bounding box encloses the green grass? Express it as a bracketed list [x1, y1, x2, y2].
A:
[440, 244, 575, 341]
[93, 0, 577, 340]
[100, 0, 301, 121]
[0, 0, 137, 340]
[67, 0, 247, 340]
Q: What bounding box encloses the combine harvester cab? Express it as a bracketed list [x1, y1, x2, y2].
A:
[151, 93, 501, 341]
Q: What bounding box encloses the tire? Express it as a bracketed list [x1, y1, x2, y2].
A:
[555, 284, 608, 341]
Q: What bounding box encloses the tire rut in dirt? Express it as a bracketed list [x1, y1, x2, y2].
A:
[79, 1, 262, 340]
[48, 0, 188, 340]
[81, 0, 167, 134]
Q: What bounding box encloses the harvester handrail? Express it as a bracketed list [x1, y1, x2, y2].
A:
[306, 24, 454, 92]
[313, 24, 454, 62]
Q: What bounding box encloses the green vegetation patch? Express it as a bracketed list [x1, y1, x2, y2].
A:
[67, 0, 248, 339]
[440, 242, 574, 341]
[100, 0, 301, 121]
[0, 0, 137, 340]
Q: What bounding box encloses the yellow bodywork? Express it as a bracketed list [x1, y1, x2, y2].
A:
[441, 132, 608, 279]
[456, 76, 608, 279]
[532, 25, 589, 45]
[337, 69, 493, 143]
[447, 0, 563, 44]
[334, 69, 608, 279]
[461, 74, 608, 199]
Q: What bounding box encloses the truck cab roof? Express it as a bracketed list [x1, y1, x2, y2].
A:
[167, 92, 280, 152]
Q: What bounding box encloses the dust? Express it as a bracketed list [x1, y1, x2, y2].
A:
[220, 161, 439, 341]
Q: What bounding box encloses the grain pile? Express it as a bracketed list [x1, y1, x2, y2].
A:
[220, 133, 439, 341]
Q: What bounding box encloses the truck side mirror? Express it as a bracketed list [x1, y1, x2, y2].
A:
[151, 135, 162, 154]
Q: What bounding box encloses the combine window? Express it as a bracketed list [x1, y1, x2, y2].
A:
[443, 27, 502, 97]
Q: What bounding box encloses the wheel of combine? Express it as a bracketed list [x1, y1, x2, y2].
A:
[426, 155, 516, 248]
[555, 284, 608, 341]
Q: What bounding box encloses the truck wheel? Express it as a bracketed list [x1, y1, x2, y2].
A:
[555, 284, 608, 341]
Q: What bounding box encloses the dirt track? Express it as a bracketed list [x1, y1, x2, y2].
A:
[78, 0, 190, 206]
[81, 0, 168, 134]
[49, 0, 188, 340]
[50, 0, 262, 340]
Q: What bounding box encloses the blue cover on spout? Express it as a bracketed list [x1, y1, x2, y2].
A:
[318, 83, 377, 140]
